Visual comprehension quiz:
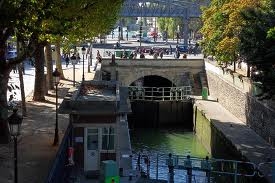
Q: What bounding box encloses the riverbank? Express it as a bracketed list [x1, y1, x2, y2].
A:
[194, 97, 275, 182]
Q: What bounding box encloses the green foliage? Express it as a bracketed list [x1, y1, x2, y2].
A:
[200, 0, 272, 63]
[200, 0, 275, 92]
[157, 17, 201, 39]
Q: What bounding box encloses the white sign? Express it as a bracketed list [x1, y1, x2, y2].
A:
[75, 137, 83, 143]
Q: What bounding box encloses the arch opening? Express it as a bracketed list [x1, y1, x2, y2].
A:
[130, 75, 175, 87]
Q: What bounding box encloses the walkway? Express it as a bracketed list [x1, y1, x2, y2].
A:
[194, 96, 275, 182]
[0, 58, 96, 183]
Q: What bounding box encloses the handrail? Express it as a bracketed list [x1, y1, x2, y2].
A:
[257, 161, 274, 177]
[45, 125, 72, 183]
[128, 86, 192, 101]
[131, 152, 273, 182]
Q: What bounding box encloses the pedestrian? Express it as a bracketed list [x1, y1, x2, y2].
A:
[12, 65, 17, 73]
[122, 50, 128, 59]
[140, 52, 145, 59]
[94, 50, 102, 71]
[133, 51, 137, 59]
[184, 155, 192, 183]
[30, 57, 34, 67]
[76, 53, 80, 63]
[129, 52, 134, 59]
[96, 50, 101, 59]
[170, 44, 172, 55]
[149, 47, 154, 55]
[65, 55, 70, 67]
[176, 45, 181, 58]
[160, 49, 164, 59]
[153, 52, 158, 59]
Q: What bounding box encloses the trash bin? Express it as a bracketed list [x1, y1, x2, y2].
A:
[202, 87, 208, 100]
[101, 160, 120, 183]
[115, 51, 123, 58]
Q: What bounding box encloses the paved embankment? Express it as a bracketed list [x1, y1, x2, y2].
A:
[194, 97, 275, 182]
[0, 59, 96, 183]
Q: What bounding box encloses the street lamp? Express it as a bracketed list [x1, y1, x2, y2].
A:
[138, 2, 144, 52]
[52, 68, 61, 146]
[81, 46, 86, 81]
[70, 54, 77, 87]
[87, 43, 91, 73]
[8, 108, 23, 183]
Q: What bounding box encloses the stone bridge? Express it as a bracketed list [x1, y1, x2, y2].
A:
[100, 58, 207, 95]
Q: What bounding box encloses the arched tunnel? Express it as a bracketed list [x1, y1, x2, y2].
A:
[130, 75, 175, 87]
[128, 75, 193, 129]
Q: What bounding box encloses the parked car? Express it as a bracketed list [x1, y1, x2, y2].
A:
[177, 45, 189, 53]
[136, 37, 152, 43]
[7, 50, 17, 59]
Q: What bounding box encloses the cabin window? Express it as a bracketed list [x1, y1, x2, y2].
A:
[102, 127, 115, 150]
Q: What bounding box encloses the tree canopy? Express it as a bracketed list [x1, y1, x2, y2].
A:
[200, 0, 275, 96]
[0, 0, 124, 143]
[200, 0, 261, 63]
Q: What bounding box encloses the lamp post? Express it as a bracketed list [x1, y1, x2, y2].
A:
[138, 2, 144, 51]
[81, 46, 86, 81]
[8, 109, 23, 183]
[70, 54, 77, 87]
[87, 43, 91, 73]
[52, 68, 61, 146]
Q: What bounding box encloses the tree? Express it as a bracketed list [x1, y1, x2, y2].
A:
[200, 0, 260, 64]
[239, 0, 275, 88]
[0, 0, 123, 143]
[0, 0, 38, 143]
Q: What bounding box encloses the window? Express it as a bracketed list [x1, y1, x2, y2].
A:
[87, 129, 98, 150]
[102, 127, 115, 150]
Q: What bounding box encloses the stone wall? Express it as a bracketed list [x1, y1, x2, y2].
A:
[205, 61, 275, 145]
[101, 58, 205, 87]
[206, 71, 248, 123]
[195, 107, 244, 159]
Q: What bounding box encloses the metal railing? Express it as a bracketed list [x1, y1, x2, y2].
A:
[45, 125, 73, 183]
[128, 86, 192, 101]
[131, 152, 273, 183]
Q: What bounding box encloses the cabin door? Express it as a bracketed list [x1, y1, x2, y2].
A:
[84, 128, 99, 171]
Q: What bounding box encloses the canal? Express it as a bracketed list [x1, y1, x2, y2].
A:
[130, 128, 210, 182]
[129, 126, 267, 183]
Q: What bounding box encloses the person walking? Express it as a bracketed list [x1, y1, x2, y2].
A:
[94, 50, 102, 71]
[160, 49, 164, 59]
[65, 55, 70, 67]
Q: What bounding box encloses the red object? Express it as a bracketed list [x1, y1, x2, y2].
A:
[68, 147, 74, 164]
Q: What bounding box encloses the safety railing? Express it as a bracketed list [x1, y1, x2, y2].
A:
[44, 125, 73, 183]
[257, 161, 275, 179]
[128, 86, 192, 101]
[131, 152, 274, 183]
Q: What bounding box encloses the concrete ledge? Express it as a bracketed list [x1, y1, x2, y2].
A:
[194, 97, 275, 182]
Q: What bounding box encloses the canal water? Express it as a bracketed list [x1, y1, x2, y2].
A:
[130, 128, 210, 183]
